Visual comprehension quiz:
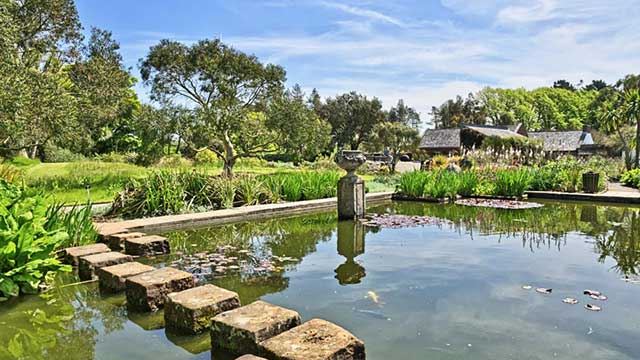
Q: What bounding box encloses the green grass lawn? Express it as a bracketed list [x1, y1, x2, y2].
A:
[16, 161, 396, 205]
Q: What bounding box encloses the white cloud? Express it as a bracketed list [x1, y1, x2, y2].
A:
[496, 0, 557, 24]
[318, 1, 406, 27]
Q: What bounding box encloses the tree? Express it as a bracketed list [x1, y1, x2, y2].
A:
[140, 39, 286, 176]
[430, 93, 485, 129]
[69, 27, 138, 154]
[266, 85, 331, 164]
[0, 0, 83, 157]
[388, 99, 421, 130]
[553, 79, 576, 92]
[321, 92, 385, 150]
[585, 80, 608, 92]
[367, 122, 419, 173]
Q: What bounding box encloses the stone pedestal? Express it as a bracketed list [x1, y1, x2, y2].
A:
[338, 175, 365, 220]
[336, 150, 367, 220]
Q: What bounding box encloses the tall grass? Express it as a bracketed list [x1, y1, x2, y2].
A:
[45, 203, 98, 247]
[493, 168, 532, 197]
[110, 170, 341, 218]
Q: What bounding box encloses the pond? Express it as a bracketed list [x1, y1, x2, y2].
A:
[1, 200, 640, 359]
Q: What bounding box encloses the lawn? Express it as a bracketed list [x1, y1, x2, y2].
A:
[15, 161, 396, 205]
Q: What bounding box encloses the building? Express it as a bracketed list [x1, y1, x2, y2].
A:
[419, 124, 597, 156]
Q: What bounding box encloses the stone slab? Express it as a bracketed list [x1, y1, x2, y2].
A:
[211, 300, 301, 355]
[107, 232, 147, 251]
[260, 319, 365, 360]
[97, 262, 155, 293]
[125, 235, 170, 256]
[125, 267, 195, 312]
[236, 356, 267, 360]
[93, 192, 393, 233]
[78, 251, 133, 281]
[165, 284, 240, 334]
[63, 243, 111, 266]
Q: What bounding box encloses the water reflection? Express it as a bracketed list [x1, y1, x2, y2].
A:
[335, 221, 366, 285]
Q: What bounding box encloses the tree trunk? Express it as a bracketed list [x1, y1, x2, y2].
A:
[29, 143, 39, 159]
[222, 131, 236, 178]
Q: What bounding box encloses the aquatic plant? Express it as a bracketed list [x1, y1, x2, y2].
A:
[45, 203, 98, 248]
[493, 168, 532, 197]
[0, 180, 71, 299]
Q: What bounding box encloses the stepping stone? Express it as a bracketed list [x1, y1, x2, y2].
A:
[78, 252, 134, 281]
[211, 300, 301, 355]
[125, 267, 195, 312]
[165, 284, 241, 334]
[125, 235, 171, 256]
[107, 232, 147, 251]
[96, 262, 155, 293]
[260, 319, 365, 360]
[63, 243, 110, 266]
[236, 356, 267, 360]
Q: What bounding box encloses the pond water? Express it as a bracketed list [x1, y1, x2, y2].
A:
[2, 200, 640, 360]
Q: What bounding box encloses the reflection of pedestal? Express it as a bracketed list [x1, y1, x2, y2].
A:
[338, 175, 366, 220]
[335, 221, 366, 285]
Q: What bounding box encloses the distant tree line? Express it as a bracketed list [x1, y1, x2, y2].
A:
[430, 77, 640, 167]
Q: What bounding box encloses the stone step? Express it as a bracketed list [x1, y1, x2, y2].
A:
[107, 232, 147, 251]
[78, 251, 134, 281]
[165, 284, 240, 334]
[125, 267, 195, 312]
[125, 235, 171, 256]
[96, 262, 155, 293]
[260, 319, 365, 360]
[63, 243, 111, 266]
[211, 300, 301, 356]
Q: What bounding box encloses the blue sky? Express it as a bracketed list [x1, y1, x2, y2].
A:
[75, 0, 640, 121]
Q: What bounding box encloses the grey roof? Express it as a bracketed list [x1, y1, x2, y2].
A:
[419, 128, 461, 149]
[465, 125, 526, 139]
[529, 131, 591, 152]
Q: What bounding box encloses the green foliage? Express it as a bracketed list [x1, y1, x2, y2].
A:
[42, 144, 85, 163]
[44, 204, 98, 248]
[9, 157, 40, 167]
[0, 164, 22, 183]
[398, 171, 433, 198]
[194, 149, 219, 165]
[493, 168, 532, 197]
[0, 180, 71, 299]
[110, 170, 340, 218]
[258, 171, 340, 202]
[621, 169, 640, 188]
[155, 154, 192, 168]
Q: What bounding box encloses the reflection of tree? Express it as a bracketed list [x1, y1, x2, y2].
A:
[0, 272, 127, 359]
[596, 211, 640, 276]
[371, 201, 640, 276]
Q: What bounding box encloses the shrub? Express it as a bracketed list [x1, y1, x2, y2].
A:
[621, 169, 640, 188]
[42, 144, 85, 163]
[235, 175, 266, 206]
[0, 180, 71, 299]
[194, 149, 219, 165]
[156, 154, 193, 168]
[94, 152, 138, 164]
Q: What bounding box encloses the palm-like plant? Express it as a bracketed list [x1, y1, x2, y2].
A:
[623, 89, 640, 168]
